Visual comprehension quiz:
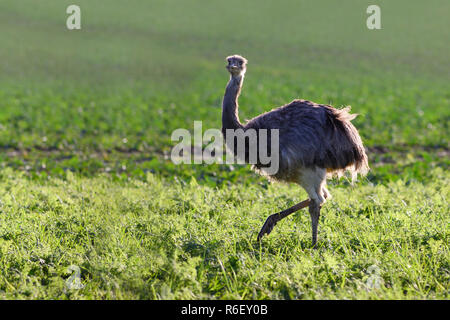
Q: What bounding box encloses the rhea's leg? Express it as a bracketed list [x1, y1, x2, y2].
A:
[257, 199, 310, 241]
[300, 167, 327, 248]
[309, 200, 321, 248]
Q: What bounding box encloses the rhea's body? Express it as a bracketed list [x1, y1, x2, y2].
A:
[221, 54, 369, 246]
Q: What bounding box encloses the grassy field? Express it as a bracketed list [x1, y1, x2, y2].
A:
[0, 0, 448, 299]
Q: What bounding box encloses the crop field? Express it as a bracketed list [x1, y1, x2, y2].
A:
[0, 0, 448, 299]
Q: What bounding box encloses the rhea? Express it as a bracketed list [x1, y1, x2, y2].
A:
[222, 55, 369, 248]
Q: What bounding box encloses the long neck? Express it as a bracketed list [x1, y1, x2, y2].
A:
[222, 74, 244, 133]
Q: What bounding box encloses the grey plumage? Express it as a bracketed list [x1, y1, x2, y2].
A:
[246, 99, 369, 182]
[221, 54, 369, 247]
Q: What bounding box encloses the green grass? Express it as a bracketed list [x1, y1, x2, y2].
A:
[0, 168, 448, 299]
[0, 0, 449, 299]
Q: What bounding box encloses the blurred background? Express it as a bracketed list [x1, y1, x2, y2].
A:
[0, 0, 448, 184]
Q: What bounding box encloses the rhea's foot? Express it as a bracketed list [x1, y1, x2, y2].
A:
[257, 214, 279, 241]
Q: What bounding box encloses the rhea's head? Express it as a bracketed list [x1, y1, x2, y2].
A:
[226, 55, 247, 77]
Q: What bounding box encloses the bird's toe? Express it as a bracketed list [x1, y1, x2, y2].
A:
[257, 215, 277, 241]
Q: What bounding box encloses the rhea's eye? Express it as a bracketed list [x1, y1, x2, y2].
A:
[239, 61, 243, 65]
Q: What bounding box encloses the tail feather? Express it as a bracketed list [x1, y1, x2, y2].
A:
[324, 105, 369, 178]
[335, 106, 358, 121]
